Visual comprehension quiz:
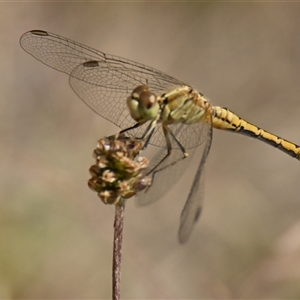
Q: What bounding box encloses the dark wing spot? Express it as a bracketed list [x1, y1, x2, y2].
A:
[194, 207, 202, 222]
[82, 60, 100, 67]
[31, 30, 49, 36]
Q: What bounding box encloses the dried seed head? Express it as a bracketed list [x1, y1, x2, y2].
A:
[88, 134, 151, 205]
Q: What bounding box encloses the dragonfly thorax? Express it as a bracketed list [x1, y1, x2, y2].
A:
[127, 85, 160, 123]
[160, 85, 211, 125]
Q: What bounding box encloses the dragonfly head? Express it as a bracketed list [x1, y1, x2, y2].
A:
[127, 85, 160, 122]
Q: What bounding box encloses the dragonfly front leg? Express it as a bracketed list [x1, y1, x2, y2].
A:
[113, 118, 158, 149]
[107, 121, 147, 142]
[117, 121, 146, 137]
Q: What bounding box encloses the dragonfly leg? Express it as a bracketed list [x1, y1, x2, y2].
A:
[107, 121, 147, 141]
[169, 129, 188, 157]
[145, 125, 188, 191]
[111, 118, 159, 151]
[118, 121, 146, 136]
[142, 126, 156, 149]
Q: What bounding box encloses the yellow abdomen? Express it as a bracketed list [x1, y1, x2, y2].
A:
[212, 106, 300, 160]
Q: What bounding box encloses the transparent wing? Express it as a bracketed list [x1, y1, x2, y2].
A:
[178, 126, 213, 243]
[20, 30, 209, 148]
[19, 30, 183, 93]
[19, 30, 182, 124]
[136, 122, 211, 205]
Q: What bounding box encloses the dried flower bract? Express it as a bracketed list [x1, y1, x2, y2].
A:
[88, 135, 151, 205]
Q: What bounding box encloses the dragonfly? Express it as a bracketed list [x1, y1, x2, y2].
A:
[20, 30, 300, 243]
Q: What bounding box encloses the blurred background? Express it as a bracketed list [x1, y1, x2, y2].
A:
[2, 2, 300, 299]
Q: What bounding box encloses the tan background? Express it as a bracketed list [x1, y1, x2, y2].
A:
[2, 2, 300, 299]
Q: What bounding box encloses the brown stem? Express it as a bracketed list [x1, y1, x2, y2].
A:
[112, 201, 125, 300]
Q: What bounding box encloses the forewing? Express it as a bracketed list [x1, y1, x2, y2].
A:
[20, 30, 184, 124]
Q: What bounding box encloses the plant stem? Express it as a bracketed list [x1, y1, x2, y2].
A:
[112, 201, 125, 300]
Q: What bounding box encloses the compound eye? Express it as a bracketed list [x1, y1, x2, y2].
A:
[127, 85, 159, 122]
[131, 85, 149, 100]
[139, 91, 157, 109]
